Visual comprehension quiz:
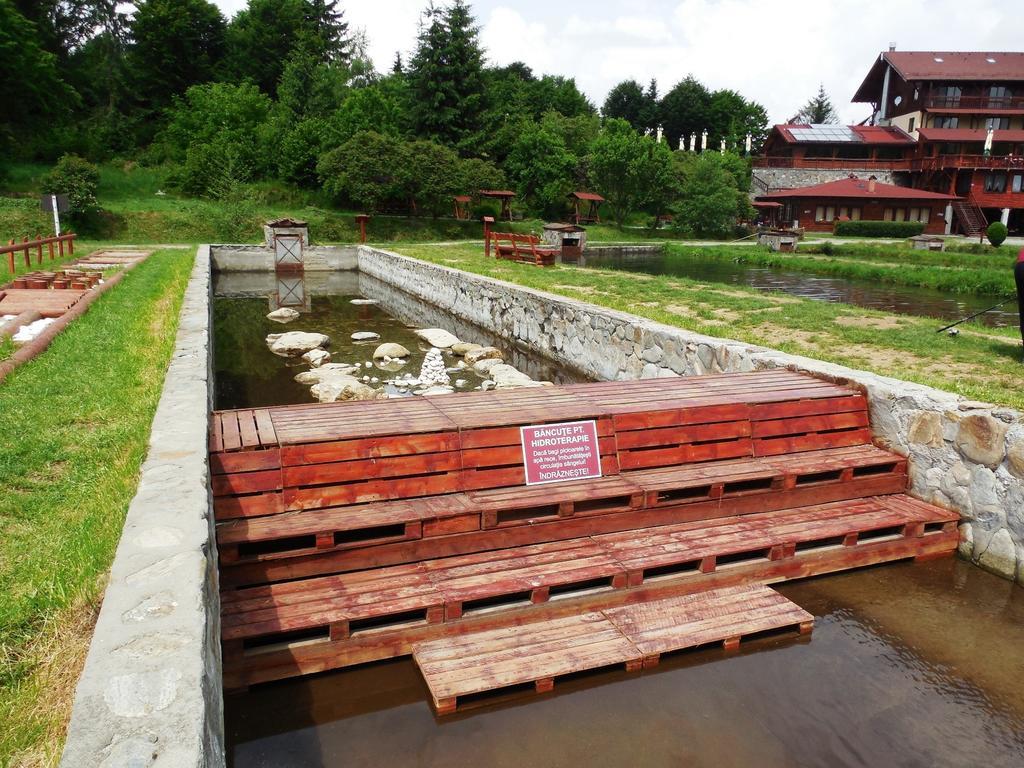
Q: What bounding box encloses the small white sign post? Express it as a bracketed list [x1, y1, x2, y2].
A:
[51, 194, 61, 237]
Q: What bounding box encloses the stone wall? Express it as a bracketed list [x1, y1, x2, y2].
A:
[61, 246, 224, 767]
[752, 167, 897, 194]
[358, 246, 1024, 585]
[211, 244, 358, 272]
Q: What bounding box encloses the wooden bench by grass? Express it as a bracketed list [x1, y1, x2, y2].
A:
[489, 232, 559, 266]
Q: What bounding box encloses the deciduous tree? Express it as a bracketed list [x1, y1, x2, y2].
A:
[589, 118, 674, 228]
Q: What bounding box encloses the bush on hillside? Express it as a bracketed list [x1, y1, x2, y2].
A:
[987, 221, 1008, 247]
[832, 220, 925, 238]
[40, 154, 100, 217]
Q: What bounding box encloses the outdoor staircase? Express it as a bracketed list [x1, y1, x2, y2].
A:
[952, 197, 987, 237]
[211, 371, 959, 709]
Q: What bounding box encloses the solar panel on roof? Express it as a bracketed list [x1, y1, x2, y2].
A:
[789, 125, 860, 143]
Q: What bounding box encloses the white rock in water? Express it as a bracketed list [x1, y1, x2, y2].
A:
[418, 348, 451, 387]
[364, 361, 373, 368]
[302, 349, 331, 368]
[464, 346, 503, 366]
[267, 307, 300, 323]
[472, 358, 504, 375]
[489, 364, 537, 389]
[311, 377, 383, 403]
[415, 328, 460, 348]
[350, 298, 377, 305]
[267, 331, 330, 357]
[294, 363, 360, 384]
[373, 342, 410, 359]
[351, 331, 380, 342]
[419, 385, 455, 396]
[454, 379, 468, 388]
[480, 380, 496, 391]
[451, 341, 483, 356]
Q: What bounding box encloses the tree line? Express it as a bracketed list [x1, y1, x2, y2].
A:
[1, 0, 767, 233]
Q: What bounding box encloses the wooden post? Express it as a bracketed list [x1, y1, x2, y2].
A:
[58, 237, 64, 259]
[35, 234, 43, 264]
[22, 237, 31, 268]
[48, 239, 54, 261]
[483, 216, 495, 258]
[67, 234, 74, 256]
[6, 240, 14, 274]
[354, 215, 369, 244]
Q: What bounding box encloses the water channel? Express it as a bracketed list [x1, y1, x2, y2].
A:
[214, 269, 1023, 768]
[225, 558, 1024, 767]
[580, 247, 1021, 328]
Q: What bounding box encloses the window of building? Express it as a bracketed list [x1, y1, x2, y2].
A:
[919, 207, 930, 224]
[986, 117, 1011, 130]
[1012, 174, 1023, 193]
[906, 208, 932, 224]
[851, 207, 862, 221]
[815, 205, 825, 222]
[989, 85, 1012, 106]
[894, 208, 907, 222]
[934, 85, 962, 107]
[883, 208, 894, 221]
[908, 117, 916, 133]
[932, 116, 959, 129]
[984, 172, 1007, 193]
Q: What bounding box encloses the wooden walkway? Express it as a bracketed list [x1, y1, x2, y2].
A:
[0, 250, 149, 319]
[414, 584, 812, 714]
[211, 371, 960, 692]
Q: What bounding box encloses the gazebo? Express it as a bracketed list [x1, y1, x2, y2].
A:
[479, 190, 515, 221]
[570, 192, 605, 225]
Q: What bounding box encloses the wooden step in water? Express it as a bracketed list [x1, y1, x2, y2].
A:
[413, 584, 813, 714]
[216, 444, 907, 587]
[220, 494, 956, 688]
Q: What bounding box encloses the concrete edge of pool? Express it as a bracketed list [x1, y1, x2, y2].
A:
[59, 243, 1024, 767]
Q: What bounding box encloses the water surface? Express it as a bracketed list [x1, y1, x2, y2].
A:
[226, 559, 1024, 768]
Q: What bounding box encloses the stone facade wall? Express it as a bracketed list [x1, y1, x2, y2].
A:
[358, 246, 1024, 585]
[61, 247, 224, 767]
[752, 167, 897, 195]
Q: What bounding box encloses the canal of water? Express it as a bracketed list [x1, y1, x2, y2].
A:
[225, 558, 1024, 768]
[579, 247, 1021, 328]
[214, 269, 1024, 768]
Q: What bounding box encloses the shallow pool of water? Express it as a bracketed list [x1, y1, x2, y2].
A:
[213, 271, 586, 410]
[580, 247, 1021, 328]
[225, 558, 1024, 768]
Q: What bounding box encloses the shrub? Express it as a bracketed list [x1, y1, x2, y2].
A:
[832, 220, 925, 238]
[317, 132, 412, 213]
[987, 221, 1008, 247]
[40, 154, 100, 217]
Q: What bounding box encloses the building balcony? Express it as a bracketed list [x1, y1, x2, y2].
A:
[924, 95, 1024, 111]
[910, 154, 1024, 171]
[753, 157, 910, 170]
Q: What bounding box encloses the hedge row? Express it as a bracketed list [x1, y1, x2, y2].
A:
[832, 220, 926, 238]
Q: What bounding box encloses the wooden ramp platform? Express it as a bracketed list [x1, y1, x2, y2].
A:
[413, 584, 812, 714]
[212, 371, 960, 692]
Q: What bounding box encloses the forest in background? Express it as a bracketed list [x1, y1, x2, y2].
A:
[1, 0, 769, 235]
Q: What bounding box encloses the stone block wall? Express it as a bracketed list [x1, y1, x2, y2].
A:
[210, 245, 358, 272]
[60, 247, 224, 767]
[752, 167, 897, 194]
[358, 246, 1024, 585]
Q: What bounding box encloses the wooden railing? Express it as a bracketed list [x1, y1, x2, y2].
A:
[2, 233, 76, 275]
[910, 154, 1024, 172]
[752, 157, 911, 170]
[924, 95, 1024, 111]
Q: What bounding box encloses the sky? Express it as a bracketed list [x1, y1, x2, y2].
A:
[210, 0, 1022, 125]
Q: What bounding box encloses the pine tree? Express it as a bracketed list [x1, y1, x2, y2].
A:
[793, 83, 838, 124]
[305, 0, 351, 63]
[408, 0, 485, 146]
[392, 51, 404, 75]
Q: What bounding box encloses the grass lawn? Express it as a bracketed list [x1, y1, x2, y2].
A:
[0, 249, 193, 766]
[393, 243, 1024, 409]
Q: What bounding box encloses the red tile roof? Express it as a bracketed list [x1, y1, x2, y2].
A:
[771, 124, 914, 145]
[760, 177, 957, 201]
[917, 128, 1024, 143]
[855, 52, 1024, 102]
[571, 191, 606, 201]
[479, 190, 516, 197]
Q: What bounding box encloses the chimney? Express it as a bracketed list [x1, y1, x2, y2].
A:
[868, 175, 877, 193]
[888, 42, 896, 52]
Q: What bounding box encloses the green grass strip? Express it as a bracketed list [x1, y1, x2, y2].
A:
[0, 249, 194, 764]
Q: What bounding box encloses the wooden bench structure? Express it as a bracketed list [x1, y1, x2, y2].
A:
[488, 232, 559, 266]
[211, 371, 959, 702]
